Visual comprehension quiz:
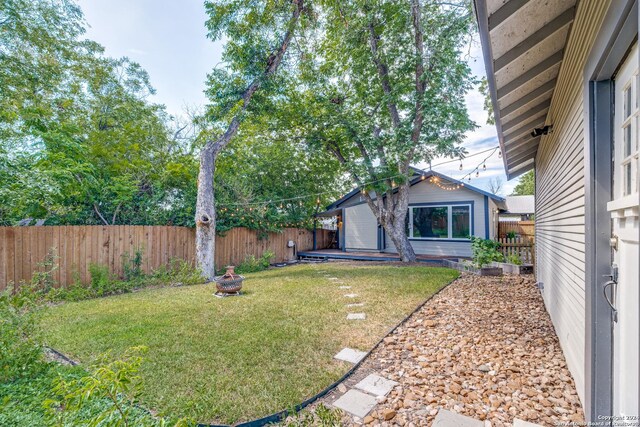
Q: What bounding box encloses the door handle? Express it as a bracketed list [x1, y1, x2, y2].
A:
[603, 280, 618, 323]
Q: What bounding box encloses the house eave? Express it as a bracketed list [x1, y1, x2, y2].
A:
[474, 0, 577, 180]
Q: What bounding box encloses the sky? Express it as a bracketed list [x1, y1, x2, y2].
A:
[77, 0, 517, 195]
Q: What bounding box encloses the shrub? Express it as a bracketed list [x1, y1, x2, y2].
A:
[506, 253, 523, 265]
[235, 250, 275, 274]
[89, 263, 113, 296]
[31, 248, 59, 294]
[122, 248, 144, 281]
[506, 231, 517, 239]
[281, 404, 342, 426]
[0, 287, 44, 382]
[470, 237, 504, 268]
[44, 347, 193, 427]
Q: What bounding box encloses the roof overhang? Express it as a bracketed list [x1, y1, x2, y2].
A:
[474, 0, 577, 179]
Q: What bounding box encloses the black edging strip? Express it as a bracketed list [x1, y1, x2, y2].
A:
[199, 268, 459, 427]
[45, 346, 79, 366]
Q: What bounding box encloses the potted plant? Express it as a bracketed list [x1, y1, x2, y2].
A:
[442, 237, 503, 276]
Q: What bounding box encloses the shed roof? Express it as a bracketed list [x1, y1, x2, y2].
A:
[474, 0, 577, 179]
[504, 195, 535, 214]
[321, 169, 506, 215]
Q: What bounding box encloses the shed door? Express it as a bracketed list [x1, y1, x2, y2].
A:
[344, 204, 378, 250]
[609, 43, 640, 417]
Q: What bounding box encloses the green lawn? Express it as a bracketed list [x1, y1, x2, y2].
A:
[41, 263, 457, 424]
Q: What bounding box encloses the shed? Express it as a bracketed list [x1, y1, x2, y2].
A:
[319, 169, 505, 258]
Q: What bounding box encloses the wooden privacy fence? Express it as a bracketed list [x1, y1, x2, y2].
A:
[497, 237, 535, 265]
[0, 226, 331, 290]
[498, 220, 535, 238]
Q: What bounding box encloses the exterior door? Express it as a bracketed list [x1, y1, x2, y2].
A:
[609, 42, 640, 417]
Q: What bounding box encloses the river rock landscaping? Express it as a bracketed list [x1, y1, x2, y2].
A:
[320, 273, 584, 426]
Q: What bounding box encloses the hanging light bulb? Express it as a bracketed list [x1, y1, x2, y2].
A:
[468, 176, 471, 182]
[483, 162, 486, 171]
[476, 170, 480, 178]
[316, 197, 320, 205]
[459, 161, 463, 171]
[498, 150, 502, 158]
[421, 173, 426, 180]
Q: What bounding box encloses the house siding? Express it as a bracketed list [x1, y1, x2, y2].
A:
[384, 180, 489, 257]
[534, 0, 612, 405]
[344, 203, 378, 250]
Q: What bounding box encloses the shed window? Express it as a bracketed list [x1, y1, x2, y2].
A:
[408, 205, 471, 240]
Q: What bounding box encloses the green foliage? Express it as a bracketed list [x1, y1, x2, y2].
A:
[281, 404, 342, 426]
[506, 253, 523, 266]
[511, 170, 535, 196]
[506, 231, 517, 239]
[479, 77, 495, 125]
[45, 346, 149, 426]
[0, 287, 44, 382]
[122, 249, 144, 282]
[89, 263, 112, 294]
[470, 237, 504, 268]
[30, 249, 59, 294]
[235, 250, 275, 274]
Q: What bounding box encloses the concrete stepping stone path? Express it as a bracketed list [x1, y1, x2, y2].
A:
[333, 347, 367, 364]
[354, 374, 397, 397]
[433, 410, 483, 427]
[346, 313, 366, 320]
[344, 293, 358, 298]
[346, 302, 365, 307]
[339, 285, 351, 289]
[513, 419, 544, 427]
[332, 389, 377, 418]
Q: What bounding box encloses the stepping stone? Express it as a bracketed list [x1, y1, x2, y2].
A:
[347, 313, 366, 320]
[344, 293, 358, 298]
[332, 389, 377, 418]
[514, 420, 544, 427]
[347, 303, 365, 307]
[354, 373, 398, 397]
[433, 409, 483, 427]
[334, 347, 367, 364]
[339, 285, 351, 289]
[328, 277, 340, 280]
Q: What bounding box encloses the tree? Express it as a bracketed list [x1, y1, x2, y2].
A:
[487, 177, 503, 195]
[276, 0, 476, 261]
[197, 0, 307, 279]
[511, 170, 535, 195]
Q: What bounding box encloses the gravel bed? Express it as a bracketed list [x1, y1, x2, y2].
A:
[320, 273, 584, 426]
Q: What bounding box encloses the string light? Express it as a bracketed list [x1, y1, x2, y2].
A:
[459, 161, 463, 171]
[475, 170, 480, 178]
[482, 162, 486, 171]
[498, 150, 502, 158]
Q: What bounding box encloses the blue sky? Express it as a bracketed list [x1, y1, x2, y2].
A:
[77, 0, 516, 195]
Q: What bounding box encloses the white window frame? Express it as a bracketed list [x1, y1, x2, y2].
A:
[407, 204, 472, 240]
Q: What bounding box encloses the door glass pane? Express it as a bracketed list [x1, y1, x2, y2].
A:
[624, 86, 632, 118]
[413, 207, 448, 238]
[624, 163, 632, 195]
[452, 206, 470, 238]
[624, 124, 632, 157]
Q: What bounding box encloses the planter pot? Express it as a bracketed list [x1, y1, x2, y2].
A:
[213, 266, 244, 294]
[490, 262, 533, 275]
[442, 259, 503, 276]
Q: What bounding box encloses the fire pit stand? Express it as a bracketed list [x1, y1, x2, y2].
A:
[213, 266, 244, 298]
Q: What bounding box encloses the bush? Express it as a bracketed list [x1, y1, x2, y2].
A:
[506, 253, 523, 265]
[31, 249, 59, 295]
[122, 249, 144, 281]
[470, 237, 504, 268]
[506, 231, 517, 239]
[89, 263, 113, 296]
[235, 250, 275, 274]
[44, 347, 193, 427]
[0, 287, 44, 382]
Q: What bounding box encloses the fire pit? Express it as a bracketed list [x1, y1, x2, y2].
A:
[213, 266, 244, 297]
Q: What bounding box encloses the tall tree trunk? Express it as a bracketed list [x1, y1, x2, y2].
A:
[386, 221, 417, 262]
[195, 144, 217, 280]
[194, 0, 304, 280]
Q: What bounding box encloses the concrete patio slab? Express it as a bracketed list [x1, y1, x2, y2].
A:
[334, 347, 367, 364]
[433, 410, 483, 427]
[354, 373, 398, 397]
[331, 389, 377, 418]
[347, 313, 366, 320]
[513, 419, 543, 427]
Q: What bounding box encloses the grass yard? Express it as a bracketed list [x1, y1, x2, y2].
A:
[41, 262, 458, 424]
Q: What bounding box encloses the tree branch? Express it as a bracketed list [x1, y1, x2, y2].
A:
[93, 204, 109, 225]
[368, 22, 401, 128]
[207, 0, 305, 157]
